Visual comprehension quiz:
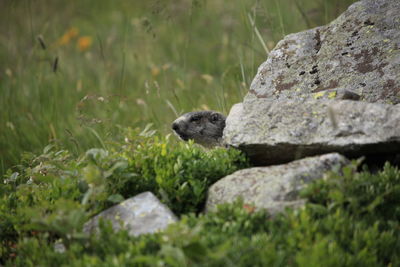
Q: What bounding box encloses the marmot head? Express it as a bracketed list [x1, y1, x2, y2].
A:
[171, 111, 226, 147]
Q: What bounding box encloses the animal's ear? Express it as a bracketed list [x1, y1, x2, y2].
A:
[210, 112, 221, 122]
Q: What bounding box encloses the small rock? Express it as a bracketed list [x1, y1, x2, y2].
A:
[206, 153, 349, 215]
[54, 241, 66, 253]
[83, 192, 177, 236]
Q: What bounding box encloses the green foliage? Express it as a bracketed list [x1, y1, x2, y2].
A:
[2, 134, 400, 266]
[104, 128, 249, 214]
[0, 129, 249, 262]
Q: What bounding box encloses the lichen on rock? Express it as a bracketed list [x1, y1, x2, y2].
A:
[224, 0, 400, 166]
[248, 0, 400, 104]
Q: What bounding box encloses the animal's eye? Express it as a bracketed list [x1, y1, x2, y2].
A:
[190, 116, 201, 122]
[210, 113, 219, 122]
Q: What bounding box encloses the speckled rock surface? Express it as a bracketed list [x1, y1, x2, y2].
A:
[248, 0, 400, 104]
[83, 192, 177, 236]
[206, 153, 348, 215]
[224, 98, 400, 165]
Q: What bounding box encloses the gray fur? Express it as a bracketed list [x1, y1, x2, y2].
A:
[171, 111, 226, 147]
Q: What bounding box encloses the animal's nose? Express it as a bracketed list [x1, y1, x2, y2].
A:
[172, 122, 179, 132]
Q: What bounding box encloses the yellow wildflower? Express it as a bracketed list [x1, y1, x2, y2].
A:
[201, 74, 213, 84]
[57, 27, 79, 46]
[162, 63, 171, 70]
[201, 104, 210, 110]
[77, 36, 92, 51]
[151, 66, 160, 77]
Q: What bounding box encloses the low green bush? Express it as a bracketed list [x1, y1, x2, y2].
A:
[1, 130, 400, 266]
[0, 128, 249, 262]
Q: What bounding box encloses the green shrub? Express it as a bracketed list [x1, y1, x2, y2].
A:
[0, 128, 249, 261]
[1, 131, 400, 266]
[103, 127, 250, 214]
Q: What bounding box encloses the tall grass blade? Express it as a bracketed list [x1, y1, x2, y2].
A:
[247, 13, 269, 55]
[85, 126, 106, 150]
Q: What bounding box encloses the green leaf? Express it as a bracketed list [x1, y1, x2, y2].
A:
[107, 194, 125, 204]
[183, 242, 208, 262]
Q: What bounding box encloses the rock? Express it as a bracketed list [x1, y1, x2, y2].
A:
[83, 192, 177, 236]
[248, 0, 400, 104]
[54, 241, 66, 253]
[224, 98, 400, 165]
[206, 153, 348, 215]
[224, 0, 400, 165]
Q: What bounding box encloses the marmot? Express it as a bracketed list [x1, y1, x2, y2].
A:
[171, 111, 226, 148]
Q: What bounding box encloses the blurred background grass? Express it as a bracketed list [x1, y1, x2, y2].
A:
[0, 0, 356, 175]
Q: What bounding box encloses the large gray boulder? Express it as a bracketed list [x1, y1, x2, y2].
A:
[224, 98, 400, 165]
[206, 153, 349, 215]
[83, 192, 177, 236]
[223, 0, 400, 165]
[248, 0, 400, 104]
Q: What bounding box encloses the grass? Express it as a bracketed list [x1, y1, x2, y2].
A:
[0, 0, 357, 175]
